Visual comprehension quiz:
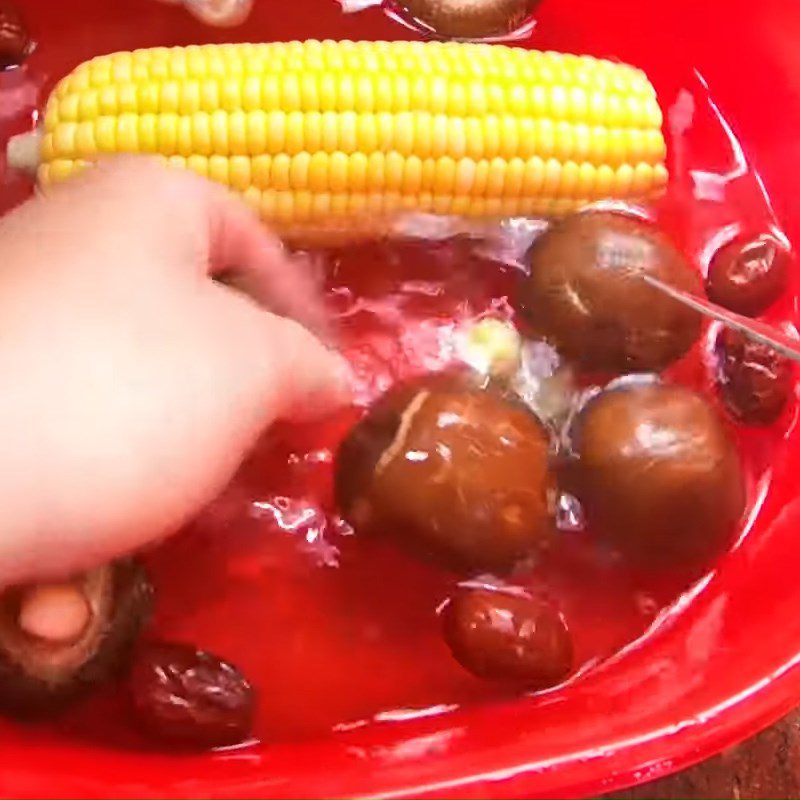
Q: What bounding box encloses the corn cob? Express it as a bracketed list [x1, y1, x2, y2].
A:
[15, 40, 668, 240]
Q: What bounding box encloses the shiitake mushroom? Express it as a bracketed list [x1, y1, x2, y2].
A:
[397, 0, 538, 39]
[335, 373, 554, 572]
[518, 211, 703, 373]
[0, 560, 153, 717]
[570, 381, 745, 566]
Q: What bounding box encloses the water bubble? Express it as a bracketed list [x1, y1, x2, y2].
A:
[555, 492, 586, 533]
[513, 340, 579, 426]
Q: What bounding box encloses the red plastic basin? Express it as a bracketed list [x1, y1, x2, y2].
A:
[2, 0, 800, 797]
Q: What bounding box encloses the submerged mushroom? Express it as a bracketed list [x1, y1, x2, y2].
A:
[336, 373, 554, 572]
[570, 381, 745, 566]
[0, 560, 153, 716]
[518, 211, 703, 373]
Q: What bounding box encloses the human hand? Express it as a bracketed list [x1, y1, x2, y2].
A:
[0, 157, 348, 585]
[153, 0, 254, 27]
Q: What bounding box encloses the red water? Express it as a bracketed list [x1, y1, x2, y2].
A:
[0, 0, 797, 764]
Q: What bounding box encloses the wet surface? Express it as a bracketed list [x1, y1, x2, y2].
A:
[1, 0, 800, 798]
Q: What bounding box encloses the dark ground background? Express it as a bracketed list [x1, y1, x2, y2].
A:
[603, 710, 800, 799]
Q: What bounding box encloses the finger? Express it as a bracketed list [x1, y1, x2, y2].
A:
[206, 188, 333, 340]
[210, 287, 353, 425]
[184, 0, 254, 26]
[50, 157, 334, 340]
[38, 156, 334, 340]
[263, 317, 353, 422]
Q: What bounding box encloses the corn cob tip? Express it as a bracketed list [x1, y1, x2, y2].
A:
[6, 129, 40, 175]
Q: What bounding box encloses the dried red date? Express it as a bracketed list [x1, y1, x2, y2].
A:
[716, 327, 793, 425]
[0, 2, 30, 69]
[129, 642, 254, 748]
[442, 586, 573, 687]
[706, 234, 789, 317]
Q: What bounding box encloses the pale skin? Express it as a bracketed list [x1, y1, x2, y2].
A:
[0, 157, 349, 637]
[152, 0, 254, 27]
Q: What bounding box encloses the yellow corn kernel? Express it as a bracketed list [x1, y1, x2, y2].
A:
[210, 109, 229, 155]
[156, 114, 178, 155]
[242, 185, 261, 211]
[384, 151, 405, 192]
[97, 85, 118, 116]
[179, 81, 201, 115]
[616, 162, 635, 195]
[53, 122, 77, 158]
[58, 94, 80, 123]
[252, 154, 272, 187]
[229, 155, 251, 191]
[95, 117, 117, 152]
[116, 113, 139, 151]
[522, 156, 545, 195]
[35, 40, 668, 236]
[503, 157, 525, 198]
[289, 151, 311, 189]
[559, 160, 580, 198]
[229, 110, 248, 156]
[632, 162, 654, 195]
[41, 133, 56, 163]
[271, 153, 292, 190]
[221, 79, 242, 112]
[266, 110, 286, 154]
[201, 80, 220, 112]
[208, 154, 229, 185]
[187, 154, 209, 179]
[50, 158, 84, 183]
[330, 151, 349, 193]
[176, 116, 194, 157]
[349, 151, 368, 192]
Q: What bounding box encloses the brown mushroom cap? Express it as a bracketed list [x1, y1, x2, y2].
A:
[336, 374, 554, 572]
[398, 0, 536, 38]
[519, 211, 703, 373]
[571, 382, 745, 566]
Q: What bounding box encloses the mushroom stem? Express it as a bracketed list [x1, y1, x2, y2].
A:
[6, 129, 41, 175]
[18, 583, 91, 644]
